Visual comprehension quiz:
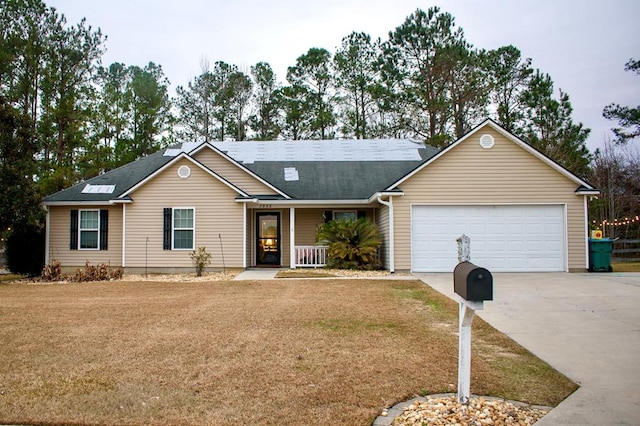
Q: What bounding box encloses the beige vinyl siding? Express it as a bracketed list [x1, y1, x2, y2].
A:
[48, 205, 123, 268]
[125, 158, 244, 269]
[194, 148, 278, 195]
[393, 125, 588, 271]
[281, 210, 291, 267]
[376, 204, 390, 270]
[294, 209, 324, 245]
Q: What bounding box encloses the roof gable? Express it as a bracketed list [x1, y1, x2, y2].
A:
[388, 119, 597, 192]
[42, 151, 174, 204]
[190, 143, 290, 198]
[122, 153, 249, 198]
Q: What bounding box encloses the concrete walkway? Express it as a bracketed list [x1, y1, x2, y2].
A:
[415, 272, 640, 425]
[233, 268, 279, 280]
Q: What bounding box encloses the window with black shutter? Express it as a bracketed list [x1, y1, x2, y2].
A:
[70, 210, 78, 250]
[99, 209, 108, 250]
[163, 208, 172, 250]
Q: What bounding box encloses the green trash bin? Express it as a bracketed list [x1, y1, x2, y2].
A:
[589, 238, 614, 272]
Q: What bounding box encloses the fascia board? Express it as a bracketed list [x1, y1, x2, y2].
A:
[576, 189, 600, 196]
[238, 198, 375, 206]
[41, 201, 114, 206]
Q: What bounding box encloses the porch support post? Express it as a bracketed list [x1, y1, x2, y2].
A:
[243, 203, 247, 269]
[289, 207, 296, 269]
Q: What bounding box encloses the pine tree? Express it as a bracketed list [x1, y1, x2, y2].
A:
[518, 70, 592, 177]
[603, 59, 640, 144]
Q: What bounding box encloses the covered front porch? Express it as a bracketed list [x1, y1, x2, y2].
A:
[241, 203, 391, 270]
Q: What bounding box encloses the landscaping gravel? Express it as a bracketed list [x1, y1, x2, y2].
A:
[381, 395, 549, 425]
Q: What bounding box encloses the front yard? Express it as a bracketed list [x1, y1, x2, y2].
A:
[0, 278, 576, 425]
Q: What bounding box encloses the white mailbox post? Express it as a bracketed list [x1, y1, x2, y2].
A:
[454, 234, 493, 404]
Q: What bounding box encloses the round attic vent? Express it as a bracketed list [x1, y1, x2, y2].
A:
[479, 134, 495, 149]
[178, 165, 191, 178]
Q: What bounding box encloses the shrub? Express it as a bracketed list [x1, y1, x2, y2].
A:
[41, 260, 62, 281]
[190, 246, 212, 276]
[316, 218, 381, 269]
[40, 261, 122, 283]
[72, 261, 122, 282]
[5, 222, 44, 276]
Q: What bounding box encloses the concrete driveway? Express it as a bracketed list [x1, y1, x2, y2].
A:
[414, 272, 640, 425]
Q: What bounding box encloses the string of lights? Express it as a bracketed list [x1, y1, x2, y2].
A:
[592, 215, 640, 228]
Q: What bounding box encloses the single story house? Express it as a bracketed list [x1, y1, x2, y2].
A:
[42, 119, 599, 273]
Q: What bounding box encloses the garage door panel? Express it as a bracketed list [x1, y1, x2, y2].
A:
[411, 205, 565, 272]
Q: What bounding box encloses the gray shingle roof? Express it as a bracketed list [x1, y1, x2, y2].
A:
[43, 140, 440, 203]
[242, 157, 434, 200]
[43, 151, 173, 203]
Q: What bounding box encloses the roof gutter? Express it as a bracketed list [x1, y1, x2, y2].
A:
[41, 200, 115, 206]
[575, 188, 600, 196]
[368, 191, 404, 203]
[235, 198, 375, 206]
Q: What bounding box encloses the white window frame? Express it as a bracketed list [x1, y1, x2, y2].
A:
[79, 209, 100, 250]
[172, 207, 195, 250]
[333, 210, 357, 222]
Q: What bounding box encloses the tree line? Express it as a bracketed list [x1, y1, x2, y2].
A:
[1, 0, 638, 272]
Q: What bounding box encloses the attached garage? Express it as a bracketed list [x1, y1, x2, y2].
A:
[411, 204, 566, 272]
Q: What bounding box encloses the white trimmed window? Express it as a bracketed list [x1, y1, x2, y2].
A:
[172, 208, 194, 250]
[333, 210, 357, 222]
[79, 210, 100, 250]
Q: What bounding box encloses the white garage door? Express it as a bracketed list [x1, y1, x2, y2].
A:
[411, 205, 566, 272]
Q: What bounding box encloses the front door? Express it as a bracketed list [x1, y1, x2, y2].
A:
[256, 212, 280, 266]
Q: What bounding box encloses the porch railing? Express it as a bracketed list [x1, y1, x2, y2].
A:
[295, 245, 328, 267]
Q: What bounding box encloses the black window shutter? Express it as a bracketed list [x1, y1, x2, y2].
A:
[163, 208, 172, 250]
[357, 210, 366, 220]
[323, 210, 333, 223]
[70, 210, 78, 250]
[99, 209, 108, 250]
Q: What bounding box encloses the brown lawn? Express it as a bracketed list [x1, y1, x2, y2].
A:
[611, 261, 640, 272]
[0, 279, 576, 425]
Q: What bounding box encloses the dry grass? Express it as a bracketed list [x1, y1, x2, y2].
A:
[611, 262, 640, 272]
[0, 279, 576, 425]
[275, 269, 412, 279]
[0, 273, 24, 282]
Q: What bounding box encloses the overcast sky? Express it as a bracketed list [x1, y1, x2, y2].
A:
[48, 0, 640, 151]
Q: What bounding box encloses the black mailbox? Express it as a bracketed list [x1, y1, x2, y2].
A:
[454, 261, 493, 301]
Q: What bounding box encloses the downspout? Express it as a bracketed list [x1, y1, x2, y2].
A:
[584, 196, 589, 271]
[377, 196, 394, 273]
[44, 206, 50, 264]
[122, 203, 126, 268]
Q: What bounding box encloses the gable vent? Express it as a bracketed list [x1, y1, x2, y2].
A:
[479, 134, 495, 149]
[178, 165, 191, 178]
[284, 167, 299, 181]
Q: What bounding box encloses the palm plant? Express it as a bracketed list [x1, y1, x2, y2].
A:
[316, 217, 381, 269]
